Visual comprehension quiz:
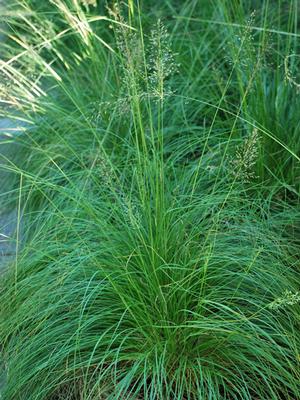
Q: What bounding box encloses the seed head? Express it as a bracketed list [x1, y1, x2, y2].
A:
[229, 128, 260, 183]
[269, 290, 300, 311]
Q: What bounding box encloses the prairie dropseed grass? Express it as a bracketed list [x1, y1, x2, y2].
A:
[0, 1, 299, 399]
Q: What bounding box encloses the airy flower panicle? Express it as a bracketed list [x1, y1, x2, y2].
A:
[229, 128, 260, 182]
[269, 290, 300, 311]
[105, 5, 177, 114]
[147, 19, 178, 101]
[284, 54, 300, 93]
[80, 0, 97, 8]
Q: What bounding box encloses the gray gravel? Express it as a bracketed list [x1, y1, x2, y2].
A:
[0, 209, 17, 268]
[0, 135, 19, 271]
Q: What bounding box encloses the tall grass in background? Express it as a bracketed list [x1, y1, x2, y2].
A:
[0, 0, 300, 399]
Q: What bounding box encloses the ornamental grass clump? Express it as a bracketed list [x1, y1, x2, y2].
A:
[0, 1, 300, 399]
[1, 178, 300, 399]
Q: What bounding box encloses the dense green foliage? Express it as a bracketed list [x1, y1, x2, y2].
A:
[0, 1, 299, 399]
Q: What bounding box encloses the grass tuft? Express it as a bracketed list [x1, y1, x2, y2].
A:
[0, 1, 299, 399]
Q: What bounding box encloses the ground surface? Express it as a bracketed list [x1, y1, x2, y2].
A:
[0, 134, 19, 398]
[0, 134, 18, 271]
[0, 1, 16, 273]
[0, 5, 25, 393]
